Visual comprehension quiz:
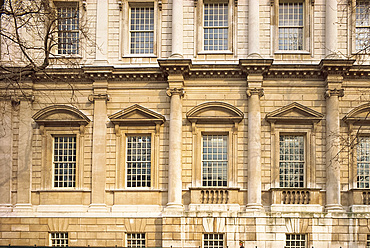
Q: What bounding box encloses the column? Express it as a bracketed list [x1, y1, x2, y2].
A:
[325, 88, 343, 211]
[246, 88, 263, 209]
[0, 100, 12, 209]
[325, 0, 337, 56]
[171, 0, 183, 57]
[248, 0, 260, 56]
[166, 87, 184, 209]
[89, 80, 109, 211]
[95, 0, 108, 63]
[15, 99, 33, 210]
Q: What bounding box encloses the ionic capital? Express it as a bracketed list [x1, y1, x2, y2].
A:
[166, 88, 185, 97]
[246, 88, 264, 98]
[325, 89, 344, 98]
[88, 93, 110, 102]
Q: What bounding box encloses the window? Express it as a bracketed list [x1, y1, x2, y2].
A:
[285, 234, 306, 248]
[357, 136, 370, 188]
[202, 135, 228, 187]
[56, 2, 79, 55]
[126, 135, 151, 187]
[367, 234, 370, 248]
[203, 3, 228, 51]
[355, 1, 370, 52]
[130, 7, 154, 54]
[53, 136, 77, 188]
[279, 135, 305, 188]
[127, 233, 146, 247]
[203, 233, 224, 248]
[278, 2, 304, 50]
[50, 232, 68, 247]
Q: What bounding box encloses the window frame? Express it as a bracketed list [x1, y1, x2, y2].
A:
[52, 134, 78, 188]
[201, 133, 229, 187]
[356, 136, 370, 189]
[285, 233, 307, 248]
[203, 233, 225, 248]
[44, 128, 84, 190]
[121, 1, 160, 57]
[271, 127, 314, 189]
[349, 0, 370, 54]
[50, 232, 69, 247]
[53, 1, 83, 57]
[123, 132, 155, 189]
[196, 0, 235, 55]
[272, 0, 313, 54]
[278, 134, 306, 188]
[126, 233, 146, 248]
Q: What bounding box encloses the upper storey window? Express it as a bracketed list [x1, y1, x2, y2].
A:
[355, 1, 370, 52]
[278, 2, 304, 50]
[130, 7, 154, 54]
[56, 2, 79, 55]
[203, 3, 228, 51]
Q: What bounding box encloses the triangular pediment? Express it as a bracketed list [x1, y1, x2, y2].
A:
[343, 102, 370, 125]
[187, 101, 244, 123]
[266, 102, 324, 124]
[109, 104, 165, 125]
[32, 105, 90, 126]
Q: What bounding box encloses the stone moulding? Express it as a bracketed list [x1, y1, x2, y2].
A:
[186, 101, 244, 124]
[108, 104, 166, 126]
[32, 105, 91, 127]
[265, 102, 324, 124]
[343, 102, 370, 125]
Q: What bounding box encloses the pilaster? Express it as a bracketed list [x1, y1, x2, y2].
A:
[95, 0, 109, 63]
[14, 94, 34, 211]
[0, 100, 13, 210]
[159, 59, 191, 211]
[88, 80, 109, 212]
[248, 0, 260, 57]
[320, 59, 354, 212]
[171, 0, 184, 58]
[325, 0, 338, 57]
[240, 59, 272, 210]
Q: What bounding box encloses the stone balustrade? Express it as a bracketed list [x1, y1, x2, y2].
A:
[189, 188, 242, 205]
[270, 188, 322, 205]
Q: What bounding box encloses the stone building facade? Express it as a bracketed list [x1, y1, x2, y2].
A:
[1, 0, 370, 247]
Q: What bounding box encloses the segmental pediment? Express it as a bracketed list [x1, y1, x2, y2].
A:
[343, 103, 370, 125]
[187, 101, 244, 123]
[32, 105, 90, 126]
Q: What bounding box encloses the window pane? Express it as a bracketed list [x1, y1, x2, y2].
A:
[204, 3, 228, 50]
[285, 234, 306, 248]
[356, 2, 370, 51]
[204, 233, 224, 248]
[130, 7, 154, 54]
[127, 233, 146, 248]
[51, 232, 68, 247]
[202, 135, 227, 187]
[279, 135, 304, 188]
[278, 2, 303, 50]
[357, 137, 370, 189]
[57, 3, 79, 54]
[53, 136, 76, 188]
[127, 136, 152, 187]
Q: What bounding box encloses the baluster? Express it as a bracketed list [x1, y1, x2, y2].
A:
[201, 190, 205, 204]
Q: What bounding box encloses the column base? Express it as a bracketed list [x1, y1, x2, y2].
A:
[164, 202, 184, 215]
[88, 204, 109, 212]
[13, 203, 32, 211]
[325, 204, 344, 212]
[246, 203, 263, 211]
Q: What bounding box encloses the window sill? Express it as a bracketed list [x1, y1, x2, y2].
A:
[106, 188, 163, 192]
[32, 189, 91, 192]
[51, 54, 83, 59]
[122, 54, 157, 58]
[198, 51, 233, 55]
[274, 50, 311, 55]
